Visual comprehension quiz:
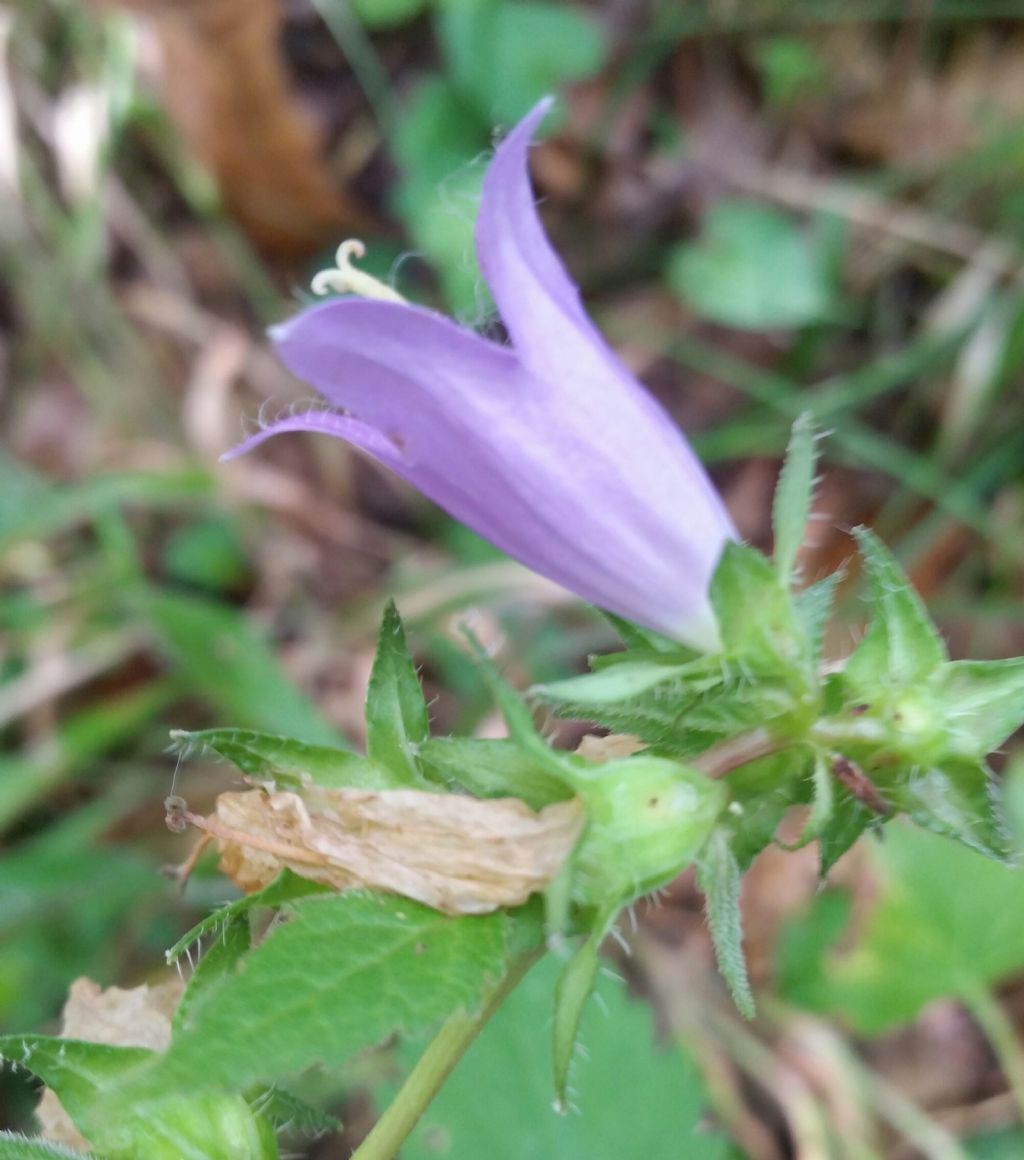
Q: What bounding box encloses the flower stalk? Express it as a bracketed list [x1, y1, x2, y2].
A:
[350, 948, 542, 1160]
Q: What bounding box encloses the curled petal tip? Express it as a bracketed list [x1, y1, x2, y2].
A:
[518, 94, 556, 127]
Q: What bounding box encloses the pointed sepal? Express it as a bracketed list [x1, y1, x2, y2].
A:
[711, 541, 802, 665]
[938, 657, 1024, 758]
[817, 787, 876, 876]
[772, 412, 819, 586]
[794, 573, 841, 669]
[890, 760, 1012, 861]
[844, 529, 946, 691]
[551, 919, 606, 1111]
[697, 828, 754, 1018]
[365, 600, 431, 787]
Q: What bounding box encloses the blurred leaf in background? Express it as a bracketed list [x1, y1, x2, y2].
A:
[390, 0, 607, 315]
[0, 800, 169, 1033]
[436, 0, 606, 126]
[391, 953, 738, 1160]
[780, 822, 1024, 1032]
[667, 200, 839, 331]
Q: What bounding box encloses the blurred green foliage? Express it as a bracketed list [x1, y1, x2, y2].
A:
[392, 0, 606, 313]
[779, 820, 1024, 1031]
[5, 0, 1024, 1153]
[392, 954, 737, 1160]
[668, 201, 840, 330]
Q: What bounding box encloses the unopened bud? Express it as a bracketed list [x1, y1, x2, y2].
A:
[567, 755, 727, 909]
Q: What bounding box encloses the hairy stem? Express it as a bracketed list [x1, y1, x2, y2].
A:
[351, 948, 542, 1160]
[693, 710, 912, 782]
[691, 728, 783, 779]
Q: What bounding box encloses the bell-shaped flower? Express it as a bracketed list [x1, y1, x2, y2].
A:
[224, 99, 736, 651]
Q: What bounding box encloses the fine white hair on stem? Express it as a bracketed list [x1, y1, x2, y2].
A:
[607, 924, 630, 954]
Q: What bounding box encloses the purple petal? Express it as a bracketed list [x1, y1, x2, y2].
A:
[476, 101, 653, 404]
[222, 408, 406, 470]
[475, 98, 592, 339]
[476, 101, 734, 524]
[261, 298, 729, 648]
[226, 101, 736, 651]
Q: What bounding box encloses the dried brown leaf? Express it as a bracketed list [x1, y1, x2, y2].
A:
[104, 0, 361, 255]
[574, 732, 644, 763]
[818, 26, 1024, 167]
[184, 786, 585, 916]
[36, 977, 185, 1149]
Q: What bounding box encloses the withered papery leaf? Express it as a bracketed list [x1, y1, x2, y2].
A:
[575, 732, 644, 763]
[36, 977, 185, 1149]
[192, 787, 585, 916]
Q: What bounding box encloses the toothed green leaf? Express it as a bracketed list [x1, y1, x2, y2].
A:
[0, 1038, 275, 1160]
[418, 736, 573, 809]
[536, 656, 799, 758]
[788, 824, 1024, 1033]
[166, 870, 330, 965]
[170, 728, 391, 790]
[939, 657, 1024, 757]
[710, 542, 801, 664]
[172, 914, 251, 1035]
[0, 1036, 152, 1140]
[396, 952, 730, 1160]
[534, 660, 691, 712]
[125, 894, 542, 1100]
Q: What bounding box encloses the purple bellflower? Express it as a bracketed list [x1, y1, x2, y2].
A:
[224, 99, 736, 651]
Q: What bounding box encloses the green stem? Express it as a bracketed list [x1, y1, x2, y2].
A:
[960, 983, 1024, 1125]
[351, 949, 542, 1160]
[693, 706, 929, 784]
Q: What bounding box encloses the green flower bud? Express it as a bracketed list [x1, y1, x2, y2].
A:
[566, 755, 728, 910]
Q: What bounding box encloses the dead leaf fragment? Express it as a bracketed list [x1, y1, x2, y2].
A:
[36, 976, 185, 1149]
[575, 732, 644, 763]
[184, 786, 585, 916]
[102, 0, 359, 255]
[817, 26, 1024, 168]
